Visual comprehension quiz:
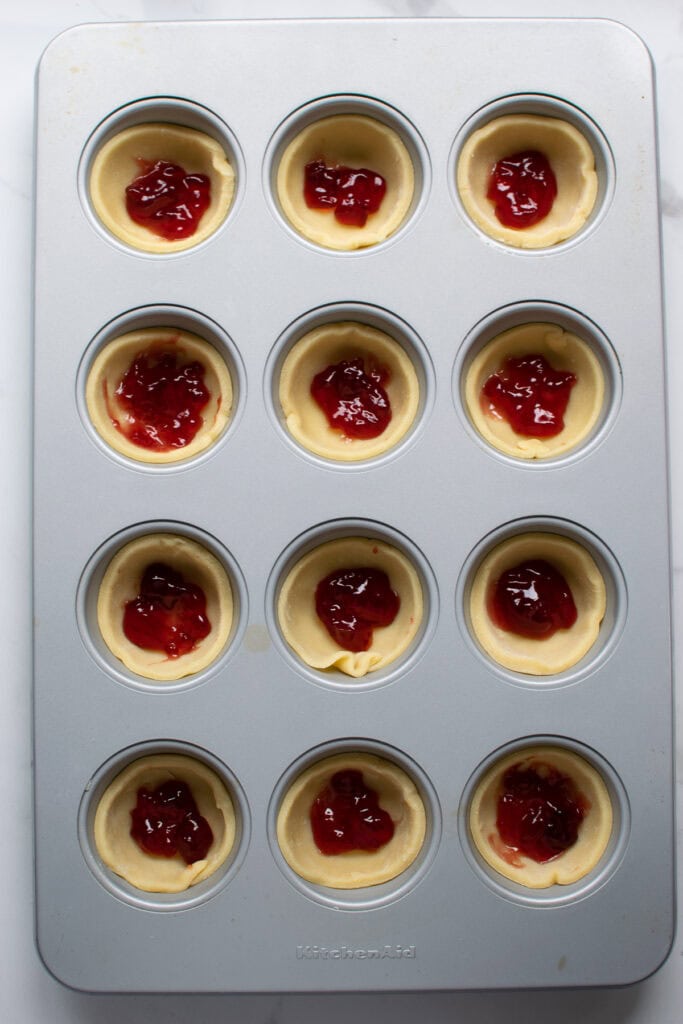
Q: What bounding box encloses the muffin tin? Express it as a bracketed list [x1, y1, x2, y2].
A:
[33, 18, 674, 991]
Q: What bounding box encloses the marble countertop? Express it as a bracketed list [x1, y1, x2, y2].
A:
[2, 1, 680, 1021]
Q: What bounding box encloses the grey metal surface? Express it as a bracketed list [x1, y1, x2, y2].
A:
[32, 17, 674, 992]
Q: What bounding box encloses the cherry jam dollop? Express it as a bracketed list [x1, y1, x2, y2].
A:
[481, 352, 576, 438]
[130, 779, 213, 864]
[304, 159, 387, 226]
[310, 357, 391, 439]
[488, 558, 577, 639]
[487, 150, 557, 229]
[315, 566, 400, 652]
[123, 562, 211, 658]
[125, 159, 211, 239]
[110, 346, 210, 451]
[496, 761, 587, 863]
[310, 769, 395, 855]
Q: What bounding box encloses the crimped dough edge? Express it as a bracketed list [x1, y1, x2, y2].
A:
[277, 536, 423, 678]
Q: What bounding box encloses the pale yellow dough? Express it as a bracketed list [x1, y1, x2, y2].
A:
[465, 323, 604, 459]
[94, 754, 236, 893]
[278, 537, 423, 678]
[469, 532, 606, 675]
[89, 123, 235, 252]
[469, 745, 613, 888]
[279, 322, 419, 460]
[456, 114, 597, 248]
[97, 533, 233, 681]
[276, 752, 426, 888]
[276, 114, 414, 250]
[86, 328, 233, 463]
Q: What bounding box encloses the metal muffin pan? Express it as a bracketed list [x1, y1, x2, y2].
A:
[33, 18, 674, 991]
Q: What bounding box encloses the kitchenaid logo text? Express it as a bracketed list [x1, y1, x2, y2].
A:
[296, 944, 416, 960]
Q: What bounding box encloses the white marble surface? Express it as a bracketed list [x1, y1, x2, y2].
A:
[2, 0, 680, 1021]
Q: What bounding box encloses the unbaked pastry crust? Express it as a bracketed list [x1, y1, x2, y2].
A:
[94, 753, 236, 893]
[456, 114, 597, 249]
[469, 532, 606, 675]
[97, 533, 233, 681]
[277, 536, 423, 678]
[89, 123, 235, 253]
[86, 327, 233, 463]
[279, 321, 419, 460]
[469, 745, 613, 887]
[464, 323, 604, 459]
[276, 114, 414, 250]
[276, 752, 426, 888]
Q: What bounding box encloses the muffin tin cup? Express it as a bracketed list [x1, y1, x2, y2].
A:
[267, 738, 442, 912]
[78, 739, 251, 912]
[449, 92, 615, 253]
[457, 516, 627, 689]
[76, 521, 248, 693]
[458, 734, 630, 909]
[34, 18, 673, 993]
[76, 304, 246, 471]
[454, 301, 622, 467]
[264, 93, 431, 254]
[266, 518, 439, 692]
[265, 301, 435, 469]
[78, 96, 245, 256]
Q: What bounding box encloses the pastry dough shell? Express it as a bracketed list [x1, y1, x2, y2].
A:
[277, 752, 426, 888]
[457, 114, 597, 248]
[89, 123, 235, 253]
[279, 321, 419, 460]
[86, 327, 233, 463]
[469, 532, 606, 675]
[97, 533, 233, 681]
[277, 536, 423, 678]
[469, 745, 613, 887]
[465, 323, 604, 459]
[277, 114, 414, 250]
[94, 753, 236, 893]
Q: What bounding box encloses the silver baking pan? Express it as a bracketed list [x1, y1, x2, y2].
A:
[32, 17, 674, 991]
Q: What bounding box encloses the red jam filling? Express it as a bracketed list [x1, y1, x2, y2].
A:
[315, 566, 400, 652]
[496, 761, 588, 863]
[130, 779, 213, 864]
[488, 558, 577, 639]
[122, 562, 211, 658]
[487, 150, 557, 229]
[481, 352, 576, 438]
[109, 346, 211, 451]
[125, 158, 211, 239]
[304, 159, 387, 226]
[310, 769, 395, 855]
[310, 357, 392, 439]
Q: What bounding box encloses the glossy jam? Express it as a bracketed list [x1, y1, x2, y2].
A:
[496, 761, 587, 863]
[110, 346, 210, 451]
[304, 159, 387, 226]
[488, 558, 577, 639]
[130, 779, 213, 864]
[315, 566, 400, 652]
[487, 150, 558, 229]
[310, 769, 395, 854]
[122, 562, 211, 658]
[481, 352, 576, 438]
[125, 159, 211, 239]
[310, 357, 391, 439]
